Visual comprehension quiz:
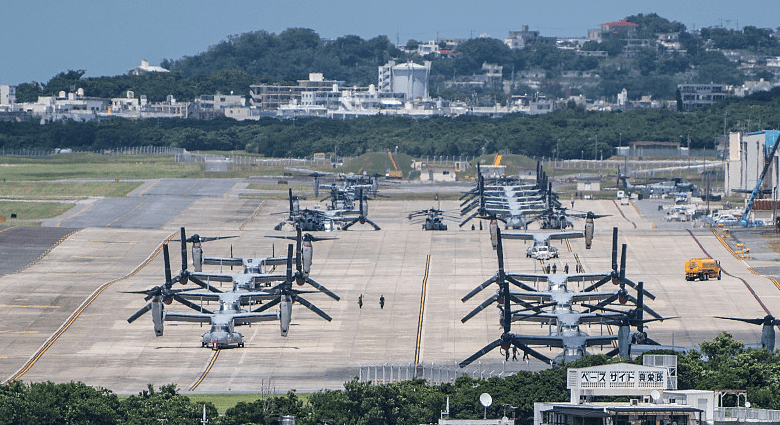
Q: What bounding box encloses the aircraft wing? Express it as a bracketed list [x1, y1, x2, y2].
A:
[231, 312, 279, 326]
[509, 290, 551, 301]
[500, 233, 535, 241]
[548, 231, 584, 241]
[258, 256, 292, 266]
[569, 292, 623, 304]
[576, 311, 624, 324]
[178, 292, 223, 302]
[510, 334, 566, 348]
[190, 272, 234, 283]
[163, 311, 212, 324]
[511, 312, 559, 323]
[202, 257, 244, 267]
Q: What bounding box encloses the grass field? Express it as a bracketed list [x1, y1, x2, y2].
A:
[0, 201, 74, 225]
[0, 181, 143, 199]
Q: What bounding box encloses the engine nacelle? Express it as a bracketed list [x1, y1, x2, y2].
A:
[280, 295, 292, 337]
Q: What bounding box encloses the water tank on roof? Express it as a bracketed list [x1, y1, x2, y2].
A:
[391, 62, 430, 100]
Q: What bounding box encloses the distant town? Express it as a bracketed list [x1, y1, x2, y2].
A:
[2, 19, 779, 123]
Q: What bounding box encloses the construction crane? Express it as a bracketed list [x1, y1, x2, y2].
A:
[387, 150, 402, 179]
[493, 154, 502, 166]
[739, 134, 780, 227]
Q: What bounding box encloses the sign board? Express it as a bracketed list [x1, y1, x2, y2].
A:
[567, 363, 667, 397]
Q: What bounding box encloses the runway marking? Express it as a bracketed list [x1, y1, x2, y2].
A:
[0, 305, 59, 309]
[710, 228, 780, 292]
[225, 181, 242, 200]
[134, 180, 159, 197]
[0, 330, 38, 334]
[74, 256, 123, 259]
[611, 200, 637, 228]
[189, 349, 220, 391]
[87, 241, 134, 245]
[239, 200, 266, 231]
[107, 198, 150, 227]
[414, 254, 431, 365]
[3, 232, 177, 385]
[689, 230, 777, 325]
[55, 203, 94, 227]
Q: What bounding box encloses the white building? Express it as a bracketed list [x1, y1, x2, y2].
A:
[1, 85, 16, 105]
[127, 60, 170, 76]
[378, 61, 431, 100]
[724, 130, 780, 199]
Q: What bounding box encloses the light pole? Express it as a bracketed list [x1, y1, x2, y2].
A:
[580, 150, 584, 178]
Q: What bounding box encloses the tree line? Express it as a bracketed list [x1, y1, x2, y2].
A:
[3, 88, 780, 160]
[12, 14, 778, 106]
[2, 334, 779, 424]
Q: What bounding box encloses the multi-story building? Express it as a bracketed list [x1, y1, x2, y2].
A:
[377, 61, 431, 100]
[249, 73, 344, 111]
[724, 130, 780, 197]
[505, 26, 557, 49]
[677, 83, 729, 111]
[1, 85, 16, 105]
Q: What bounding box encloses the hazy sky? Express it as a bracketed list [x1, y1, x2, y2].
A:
[2, 0, 777, 86]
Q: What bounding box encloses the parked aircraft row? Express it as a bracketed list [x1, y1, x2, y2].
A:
[126, 227, 338, 349]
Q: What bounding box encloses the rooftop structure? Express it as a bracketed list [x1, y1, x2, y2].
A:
[127, 60, 170, 76]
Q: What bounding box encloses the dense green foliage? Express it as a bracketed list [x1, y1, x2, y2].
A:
[4, 88, 780, 159]
[11, 14, 778, 105]
[2, 334, 779, 424]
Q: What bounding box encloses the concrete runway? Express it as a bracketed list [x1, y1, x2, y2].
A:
[2, 179, 779, 394]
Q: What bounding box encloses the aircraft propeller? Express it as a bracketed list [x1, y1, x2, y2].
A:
[340, 187, 381, 230]
[715, 314, 779, 351]
[252, 244, 333, 322]
[459, 228, 554, 367]
[125, 243, 212, 325]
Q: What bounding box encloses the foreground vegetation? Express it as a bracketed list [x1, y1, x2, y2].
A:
[2, 334, 779, 424]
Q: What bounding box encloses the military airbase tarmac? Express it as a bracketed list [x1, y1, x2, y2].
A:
[1, 178, 780, 394]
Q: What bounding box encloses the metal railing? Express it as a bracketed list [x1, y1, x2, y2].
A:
[358, 363, 517, 385]
[714, 407, 780, 422]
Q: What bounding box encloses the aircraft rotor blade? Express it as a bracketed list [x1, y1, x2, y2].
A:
[461, 295, 498, 323]
[253, 297, 281, 313]
[163, 244, 172, 285]
[505, 275, 539, 292]
[292, 294, 332, 322]
[180, 227, 188, 272]
[304, 277, 340, 301]
[127, 303, 152, 323]
[459, 338, 503, 368]
[364, 218, 381, 230]
[341, 218, 359, 230]
[510, 340, 554, 364]
[461, 275, 498, 302]
[459, 211, 479, 227]
[582, 275, 611, 293]
[172, 294, 214, 314]
[188, 274, 223, 293]
[714, 316, 766, 326]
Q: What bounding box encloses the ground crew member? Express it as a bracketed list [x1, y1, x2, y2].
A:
[379, 295, 385, 309]
[564, 263, 569, 274]
[552, 263, 557, 274]
[358, 294, 363, 309]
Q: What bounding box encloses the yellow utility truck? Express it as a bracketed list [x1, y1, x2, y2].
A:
[685, 258, 721, 281]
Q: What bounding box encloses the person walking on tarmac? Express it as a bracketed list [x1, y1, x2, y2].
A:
[379, 294, 385, 309]
[564, 263, 569, 274]
[358, 294, 363, 309]
[552, 263, 557, 274]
